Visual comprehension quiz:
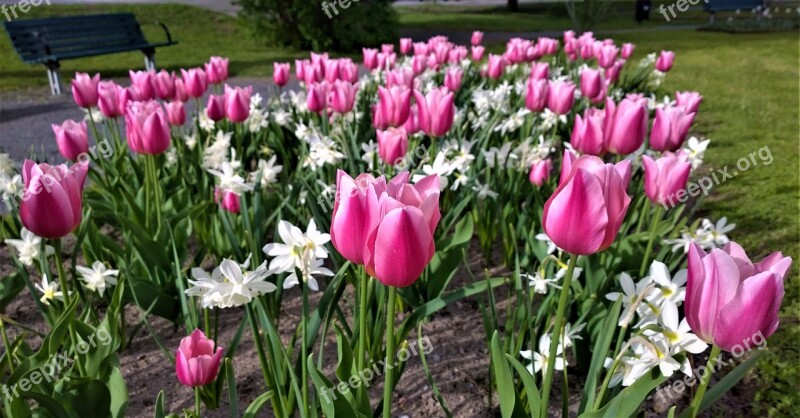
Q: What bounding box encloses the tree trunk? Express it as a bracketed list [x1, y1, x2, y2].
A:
[507, 0, 519, 12]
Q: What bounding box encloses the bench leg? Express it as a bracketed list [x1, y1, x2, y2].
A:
[143, 50, 156, 72]
[45, 62, 62, 95]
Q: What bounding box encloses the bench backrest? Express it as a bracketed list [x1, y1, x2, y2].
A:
[3, 13, 148, 63]
[704, 0, 764, 12]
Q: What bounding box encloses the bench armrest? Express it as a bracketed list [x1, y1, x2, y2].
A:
[151, 20, 174, 43]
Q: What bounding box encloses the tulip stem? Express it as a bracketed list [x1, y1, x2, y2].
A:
[195, 387, 202, 417]
[356, 268, 369, 408]
[53, 239, 86, 377]
[301, 277, 309, 415]
[689, 344, 721, 418]
[640, 205, 664, 278]
[540, 253, 578, 418]
[382, 286, 397, 418]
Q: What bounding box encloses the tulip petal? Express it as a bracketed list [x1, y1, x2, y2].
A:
[372, 207, 434, 287]
[713, 271, 779, 351]
[543, 167, 608, 255]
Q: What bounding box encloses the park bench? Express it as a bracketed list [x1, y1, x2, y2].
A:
[3, 13, 177, 95]
[703, 0, 765, 22]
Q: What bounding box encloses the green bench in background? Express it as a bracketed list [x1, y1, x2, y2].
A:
[3, 13, 177, 95]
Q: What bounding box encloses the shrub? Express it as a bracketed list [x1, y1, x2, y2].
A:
[234, 0, 398, 52]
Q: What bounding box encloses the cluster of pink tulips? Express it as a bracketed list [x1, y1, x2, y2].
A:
[1, 26, 791, 418]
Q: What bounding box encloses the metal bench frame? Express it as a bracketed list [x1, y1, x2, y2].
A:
[3, 13, 177, 95]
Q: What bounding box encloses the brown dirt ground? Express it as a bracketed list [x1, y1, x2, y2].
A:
[0, 238, 759, 418]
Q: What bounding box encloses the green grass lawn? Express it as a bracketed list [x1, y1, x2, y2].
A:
[1, 3, 797, 414]
[0, 4, 309, 92]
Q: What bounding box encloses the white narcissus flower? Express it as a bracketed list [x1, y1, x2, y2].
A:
[262, 219, 331, 291]
[207, 162, 254, 195]
[189, 259, 277, 309]
[35, 275, 67, 306]
[605, 273, 652, 327]
[76, 261, 119, 296]
[0, 153, 17, 176]
[523, 271, 560, 295]
[644, 261, 687, 308]
[249, 155, 283, 189]
[5, 228, 54, 266]
[649, 301, 708, 355]
[521, 334, 566, 378]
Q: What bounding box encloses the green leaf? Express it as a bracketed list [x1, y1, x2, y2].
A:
[225, 358, 238, 418]
[72, 380, 112, 418]
[242, 391, 274, 418]
[580, 298, 623, 412]
[307, 354, 359, 418]
[491, 332, 515, 418]
[579, 369, 668, 418]
[505, 353, 541, 418]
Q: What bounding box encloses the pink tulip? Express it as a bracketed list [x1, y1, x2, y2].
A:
[559, 149, 578, 185]
[331, 171, 440, 287]
[176, 329, 223, 387]
[295, 59, 309, 81]
[306, 82, 328, 114]
[71, 73, 100, 108]
[339, 59, 359, 83]
[571, 108, 606, 155]
[655, 50, 675, 72]
[165, 101, 186, 126]
[97, 81, 124, 118]
[621, 43, 635, 59]
[181, 68, 208, 99]
[153, 70, 175, 101]
[546, 80, 576, 115]
[597, 45, 619, 69]
[642, 152, 691, 205]
[487, 54, 505, 79]
[323, 59, 340, 82]
[174, 78, 188, 102]
[385, 68, 415, 89]
[543, 155, 631, 255]
[377, 127, 409, 165]
[215, 188, 241, 214]
[224, 85, 252, 123]
[205, 94, 226, 122]
[52, 120, 89, 161]
[129, 70, 154, 101]
[471, 46, 485, 61]
[400, 38, 413, 54]
[563, 30, 576, 43]
[411, 55, 427, 75]
[125, 100, 171, 155]
[330, 80, 358, 114]
[580, 68, 605, 103]
[205, 56, 229, 84]
[686, 242, 791, 352]
[414, 87, 455, 137]
[273, 62, 290, 87]
[471, 31, 484, 46]
[20, 160, 88, 239]
[675, 91, 703, 114]
[363, 48, 379, 70]
[403, 106, 420, 135]
[604, 59, 625, 85]
[525, 78, 549, 112]
[650, 105, 695, 152]
[530, 62, 549, 80]
[604, 97, 648, 155]
[376, 85, 412, 128]
[444, 67, 463, 92]
[528, 159, 552, 186]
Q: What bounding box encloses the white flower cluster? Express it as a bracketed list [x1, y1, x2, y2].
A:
[663, 217, 735, 254]
[187, 219, 333, 309]
[520, 322, 585, 378]
[603, 261, 707, 387]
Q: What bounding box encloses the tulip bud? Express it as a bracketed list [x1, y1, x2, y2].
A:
[686, 242, 791, 352]
[224, 84, 252, 123]
[414, 87, 455, 137]
[52, 120, 89, 161]
[675, 91, 703, 114]
[129, 70, 154, 101]
[273, 62, 290, 87]
[546, 80, 576, 115]
[125, 100, 171, 155]
[20, 160, 88, 239]
[306, 82, 329, 114]
[444, 67, 463, 92]
[655, 50, 675, 72]
[377, 127, 409, 166]
[71, 72, 100, 109]
[650, 105, 695, 152]
[487, 54, 505, 79]
[621, 43, 635, 59]
[377, 85, 412, 128]
[165, 101, 186, 126]
[176, 329, 223, 387]
[215, 188, 241, 214]
[580, 68, 605, 103]
[471, 46, 485, 61]
[205, 94, 226, 122]
[604, 97, 648, 155]
[97, 81, 124, 118]
[205, 56, 229, 84]
[642, 153, 691, 205]
[530, 62, 549, 80]
[363, 48, 379, 71]
[525, 78, 549, 112]
[153, 70, 176, 100]
[400, 38, 413, 54]
[471, 31, 484, 46]
[571, 108, 606, 156]
[528, 159, 552, 186]
[543, 156, 631, 255]
[329, 80, 358, 114]
[181, 68, 208, 98]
